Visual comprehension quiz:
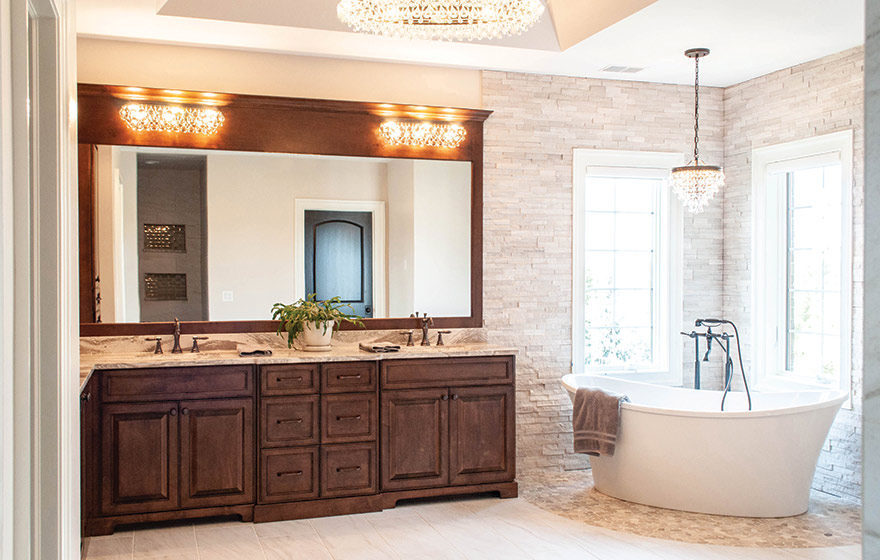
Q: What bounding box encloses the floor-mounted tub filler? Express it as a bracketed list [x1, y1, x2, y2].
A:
[562, 373, 847, 517]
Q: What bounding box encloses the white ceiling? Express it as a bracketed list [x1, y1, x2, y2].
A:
[76, 0, 865, 87]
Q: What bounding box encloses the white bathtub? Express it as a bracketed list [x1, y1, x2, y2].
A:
[561, 374, 847, 517]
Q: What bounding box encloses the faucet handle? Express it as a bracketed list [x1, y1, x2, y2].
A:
[190, 336, 208, 353]
[145, 337, 163, 354]
[398, 331, 415, 347]
[436, 330, 452, 346]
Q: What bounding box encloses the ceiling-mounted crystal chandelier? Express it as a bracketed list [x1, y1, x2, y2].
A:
[337, 0, 545, 42]
[669, 48, 724, 214]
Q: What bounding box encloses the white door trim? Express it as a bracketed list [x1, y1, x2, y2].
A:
[293, 199, 387, 318]
[1, 0, 77, 557]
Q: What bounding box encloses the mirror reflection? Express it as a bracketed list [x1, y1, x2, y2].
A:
[88, 146, 472, 323]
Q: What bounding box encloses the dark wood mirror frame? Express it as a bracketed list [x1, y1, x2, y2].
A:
[78, 83, 491, 336]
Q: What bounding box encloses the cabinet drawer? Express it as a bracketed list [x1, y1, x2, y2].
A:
[261, 364, 319, 396]
[102, 366, 253, 402]
[321, 394, 377, 444]
[381, 357, 514, 390]
[321, 443, 377, 498]
[260, 447, 319, 503]
[260, 396, 319, 447]
[321, 362, 377, 394]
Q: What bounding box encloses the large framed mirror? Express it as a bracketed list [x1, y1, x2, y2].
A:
[78, 84, 490, 335]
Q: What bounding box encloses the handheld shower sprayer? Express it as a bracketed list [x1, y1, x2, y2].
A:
[684, 318, 752, 411]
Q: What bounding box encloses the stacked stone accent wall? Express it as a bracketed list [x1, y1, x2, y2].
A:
[483, 46, 864, 501]
[481, 72, 725, 472]
[722, 47, 865, 501]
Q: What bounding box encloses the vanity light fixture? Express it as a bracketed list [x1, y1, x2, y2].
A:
[380, 120, 466, 148]
[669, 48, 724, 214]
[119, 103, 225, 135]
[337, 0, 544, 41]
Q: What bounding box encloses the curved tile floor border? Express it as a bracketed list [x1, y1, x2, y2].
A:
[519, 470, 861, 548]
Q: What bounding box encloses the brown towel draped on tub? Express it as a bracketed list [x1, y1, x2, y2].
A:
[573, 387, 629, 457]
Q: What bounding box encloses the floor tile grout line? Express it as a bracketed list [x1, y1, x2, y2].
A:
[251, 523, 270, 560]
[413, 508, 538, 560]
[304, 518, 341, 560]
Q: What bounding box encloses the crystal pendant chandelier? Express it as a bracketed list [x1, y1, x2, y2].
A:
[337, 0, 545, 41]
[669, 48, 724, 214]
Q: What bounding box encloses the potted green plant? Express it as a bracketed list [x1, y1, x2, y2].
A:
[271, 294, 364, 351]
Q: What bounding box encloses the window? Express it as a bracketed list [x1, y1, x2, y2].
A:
[573, 150, 683, 384]
[752, 131, 853, 392]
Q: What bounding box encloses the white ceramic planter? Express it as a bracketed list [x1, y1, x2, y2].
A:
[302, 320, 335, 351]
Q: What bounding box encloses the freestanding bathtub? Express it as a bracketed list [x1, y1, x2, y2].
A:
[561, 374, 847, 517]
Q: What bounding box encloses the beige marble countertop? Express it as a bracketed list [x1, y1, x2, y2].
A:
[79, 343, 517, 392]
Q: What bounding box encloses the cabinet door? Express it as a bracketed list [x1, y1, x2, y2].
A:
[449, 386, 516, 486]
[101, 401, 179, 515]
[179, 398, 254, 508]
[380, 388, 448, 491]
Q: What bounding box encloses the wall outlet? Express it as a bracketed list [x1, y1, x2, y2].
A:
[222, 291, 234, 302]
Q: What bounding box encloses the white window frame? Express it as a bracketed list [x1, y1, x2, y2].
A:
[573, 149, 684, 385]
[751, 131, 854, 394]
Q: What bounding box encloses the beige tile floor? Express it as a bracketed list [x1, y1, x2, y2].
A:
[82, 495, 862, 560]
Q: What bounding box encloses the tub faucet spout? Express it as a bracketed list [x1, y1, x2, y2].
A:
[703, 327, 713, 361]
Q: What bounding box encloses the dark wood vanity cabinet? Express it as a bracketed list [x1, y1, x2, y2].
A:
[83, 355, 516, 536]
[380, 358, 516, 492]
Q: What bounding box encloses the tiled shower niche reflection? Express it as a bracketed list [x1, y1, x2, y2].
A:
[143, 224, 187, 252]
[144, 273, 188, 301]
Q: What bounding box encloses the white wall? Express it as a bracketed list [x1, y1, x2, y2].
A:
[205, 153, 387, 321]
[94, 146, 117, 322]
[386, 159, 472, 318]
[386, 161, 416, 317]
[117, 150, 139, 322]
[94, 147, 139, 323]
[413, 160, 472, 317]
[77, 38, 482, 109]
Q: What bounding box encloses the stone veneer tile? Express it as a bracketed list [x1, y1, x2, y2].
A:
[481, 70, 725, 474]
[722, 46, 865, 502]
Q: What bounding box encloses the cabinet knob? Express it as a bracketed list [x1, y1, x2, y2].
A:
[441, 394, 449, 401]
[170, 408, 177, 416]
[81, 392, 91, 403]
[181, 408, 189, 416]
[451, 394, 459, 401]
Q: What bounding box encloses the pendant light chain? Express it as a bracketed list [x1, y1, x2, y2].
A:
[669, 47, 724, 214]
[693, 54, 700, 162]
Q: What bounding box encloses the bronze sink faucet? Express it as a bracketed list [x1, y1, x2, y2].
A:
[411, 312, 434, 346]
[172, 317, 183, 354]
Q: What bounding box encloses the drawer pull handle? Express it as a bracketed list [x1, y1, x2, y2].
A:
[337, 415, 362, 421]
[336, 466, 361, 473]
[277, 376, 304, 382]
[277, 418, 304, 424]
[277, 470, 303, 477]
[337, 374, 362, 380]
